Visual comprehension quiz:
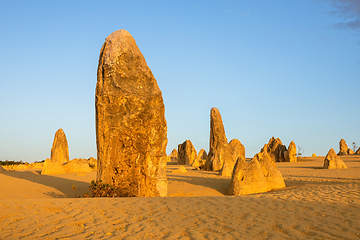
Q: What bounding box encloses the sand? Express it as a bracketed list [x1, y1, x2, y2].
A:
[0, 156, 359, 239]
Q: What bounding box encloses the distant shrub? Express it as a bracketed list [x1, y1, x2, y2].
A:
[34, 160, 46, 163]
[86, 180, 128, 197]
[0, 160, 24, 166]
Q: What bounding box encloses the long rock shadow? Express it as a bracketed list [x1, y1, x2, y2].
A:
[1, 170, 91, 198]
[285, 175, 360, 182]
[167, 170, 231, 195]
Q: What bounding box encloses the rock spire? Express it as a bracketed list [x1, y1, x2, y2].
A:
[41, 128, 69, 175]
[95, 29, 167, 197]
[206, 107, 233, 171]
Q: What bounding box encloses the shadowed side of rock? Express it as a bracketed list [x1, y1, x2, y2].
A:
[177, 140, 197, 165]
[261, 137, 287, 162]
[95, 29, 167, 197]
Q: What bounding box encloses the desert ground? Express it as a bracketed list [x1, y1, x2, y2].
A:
[0, 156, 359, 239]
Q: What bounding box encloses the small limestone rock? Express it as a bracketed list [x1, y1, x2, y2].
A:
[192, 149, 207, 168]
[41, 128, 69, 175]
[227, 158, 268, 195]
[171, 166, 187, 173]
[206, 107, 233, 171]
[338, 139, 349, 155]
[323, 148, 347, 169]
[228, 150, 286, 195]
[284, 141, 297, 162]
[177, 140, 197, 165]
[338, 139, 353, 155]
[95, 29, 167, 197]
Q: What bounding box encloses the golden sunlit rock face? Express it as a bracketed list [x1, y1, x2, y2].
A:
[41, 128, 69, 175]
[220, 138, 245, 176]
[324, 148, 347, 169]
[285, 141, 297, 162]
[192, 149, 207, 168]
[228, 150, 285, 195]
[228, 157, 268, 195]
[95, 29, 167, 197]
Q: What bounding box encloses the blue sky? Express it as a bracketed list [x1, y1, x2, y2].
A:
[0, 0, 359, 162]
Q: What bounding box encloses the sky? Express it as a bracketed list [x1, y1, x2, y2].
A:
[0, 0, 359, 162]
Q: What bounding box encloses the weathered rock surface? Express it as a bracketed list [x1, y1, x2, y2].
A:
[41, 128, 69, 175]
[323, 148, 347, 169]
[229, 139, 245, 163]
[284, 141, 297, 162]
[95, 29, 167, 197]
[219, 139, 245, 177]
[169, 149, 178, 162]
[192, 149, 207, 168]
[0, 165, 5, 172]
[338, 139, 353, 155]
[227, 158, 268, 195]
[206, 107, 233, 171]
[177, 140, 197, 165]
[253, 151, 285, 190]
[261, 137, 287, 162]
[312, 153, 317, 157]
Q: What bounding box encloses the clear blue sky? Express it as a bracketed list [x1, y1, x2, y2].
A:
[1, 0, 359, 162]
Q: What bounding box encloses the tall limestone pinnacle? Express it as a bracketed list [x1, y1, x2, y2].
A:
[50, 128, 69, 164]
[206, 107, 233, 172]
[41, 128, 69, 175]
[95, 29, 168, 197]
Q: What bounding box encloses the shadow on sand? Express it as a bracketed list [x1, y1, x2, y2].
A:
[1, 170, 91, 198]
[167, 169, 231, 195]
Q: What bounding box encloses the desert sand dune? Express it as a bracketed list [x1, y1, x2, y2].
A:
[0, 156, 359, 239]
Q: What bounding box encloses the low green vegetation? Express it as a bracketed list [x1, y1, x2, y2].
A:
[83, 180, 127, 198]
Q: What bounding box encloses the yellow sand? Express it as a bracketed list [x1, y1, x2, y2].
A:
[0, 156, 359, 239]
